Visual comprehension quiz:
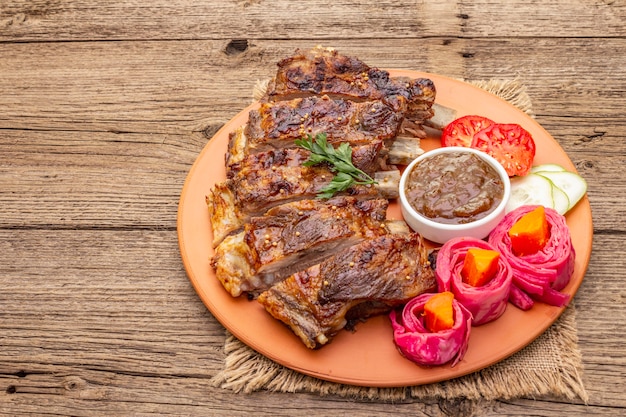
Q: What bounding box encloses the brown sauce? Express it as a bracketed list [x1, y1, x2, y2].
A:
[405, 151, 504, 224]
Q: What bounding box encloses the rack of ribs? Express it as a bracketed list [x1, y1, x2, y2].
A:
[248, 95, 403, 150]
[205, 47, 439, 349]
[209, 143, 400, 246]
[211, 197, 410, 297]
[257, 232, 436, 349]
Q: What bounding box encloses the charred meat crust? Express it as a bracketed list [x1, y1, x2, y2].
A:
[211, 197, 392, 297]
[226, 131, 390, 177]
[229, 141, 385, 179]
[245, 95, 404, 151]
[263, 46, 436, 122]
[226, 97, 400, 170]
[247, 197, 388, 266]
[228, 144, 388, 213]
[257, 233, 436, 349]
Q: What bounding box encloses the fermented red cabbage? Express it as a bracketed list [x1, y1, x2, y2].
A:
[488, 205, 575, 309]
[390, 293, 472, 367]
[509, 284, 534, 311]
[436, 237, 513, 325]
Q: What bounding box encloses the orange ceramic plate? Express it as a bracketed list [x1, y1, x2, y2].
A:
[177, 71, 592, 387]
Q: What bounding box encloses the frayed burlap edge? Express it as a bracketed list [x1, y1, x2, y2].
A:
[211, 78, 587, 402]
[469, 78, 535, 118]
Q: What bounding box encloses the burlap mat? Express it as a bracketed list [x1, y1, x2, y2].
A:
[210, 79, 588, 402]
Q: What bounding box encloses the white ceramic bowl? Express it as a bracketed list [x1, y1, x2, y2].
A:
[399, 147, 511, 244]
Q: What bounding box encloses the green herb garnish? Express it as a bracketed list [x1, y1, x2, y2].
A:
[295, 133, 378, 199]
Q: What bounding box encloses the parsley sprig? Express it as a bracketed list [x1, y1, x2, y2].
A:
[295, 133, 378, 199]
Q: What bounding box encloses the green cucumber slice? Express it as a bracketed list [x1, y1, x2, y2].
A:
[547, 179, 570, 215]
[506, 173, 555, 213]
[534, 170, 588, 210]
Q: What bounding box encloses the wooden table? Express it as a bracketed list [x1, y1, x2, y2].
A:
[1, 1, 624, 415]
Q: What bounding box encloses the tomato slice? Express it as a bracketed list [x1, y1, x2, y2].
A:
[471, 123, 536, 176]
[441, 115, 495, 147]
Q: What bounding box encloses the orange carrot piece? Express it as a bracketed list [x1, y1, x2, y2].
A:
[424, 291, 455, 332]
[508, 205, 551, 256]
[461, 248, 501, 287]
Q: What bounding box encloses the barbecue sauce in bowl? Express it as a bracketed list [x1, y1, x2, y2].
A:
[405, 151, 504, 224]
[398, 147, 510, 244]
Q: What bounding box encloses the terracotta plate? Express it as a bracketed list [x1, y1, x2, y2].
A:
[177, 71, 593, 387]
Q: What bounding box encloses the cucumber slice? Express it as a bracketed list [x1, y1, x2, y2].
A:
[547, 179, 570, 215]
[506, 173, 555, 213]
[534, 170, 588, 210]
[531, 163, 566, 173]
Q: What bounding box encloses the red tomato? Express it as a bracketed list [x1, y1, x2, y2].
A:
[471, 123, 536, 176]
[441, 115, 495, 147]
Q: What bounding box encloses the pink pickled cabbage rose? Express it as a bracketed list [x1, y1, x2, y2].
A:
[390, 293, 472, 367]
[488, 205, 575, 309]
[436, 237, 513, 325]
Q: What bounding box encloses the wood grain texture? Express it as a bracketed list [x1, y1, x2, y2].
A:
[1, 1, 624, 41]
[1, 0, 625, 415]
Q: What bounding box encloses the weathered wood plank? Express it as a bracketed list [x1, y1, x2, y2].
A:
[1, 38, 624, 135]
[0, 129, 200, 229]
[0, 368, 619, 417]
[1, 0, 624, 42]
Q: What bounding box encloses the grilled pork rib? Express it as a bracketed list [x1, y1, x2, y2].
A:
[246, 95, 404, 152]
[257, 233, 436, 349]
[263, 46, 436, 123]
[226, 122, 422, 169]
[227, 131, 388, 178]
[211, 197, 409, 297]
[209, 144, 400, 246]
